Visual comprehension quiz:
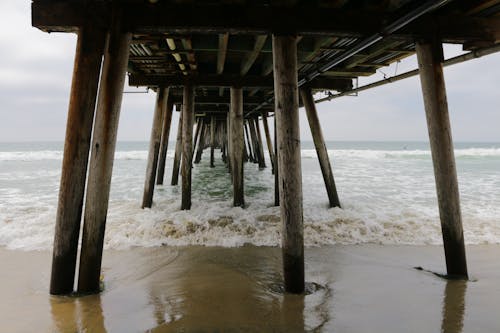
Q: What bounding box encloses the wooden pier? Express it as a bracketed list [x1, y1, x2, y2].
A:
[31, 0, 500, 295]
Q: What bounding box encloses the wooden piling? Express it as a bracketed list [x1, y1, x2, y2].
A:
[300, 87, 341, 208]
[171, 111, 183, 185]
[273, 34, 304, 294]
[194, 121, 205, 164]
[262, 112, 275, 174]
[78, 21, 131, 293]
[248, 118, 262, 167]
[416, 38, 468, 279]
[50, 24, 106, 295]
[181, 84, 195, 210]
[192, 117, 202, 160]
[230, 87, 244, 207]
[142, 87, 169, 209]
[244, 122, 255, 162]
[210, 116, 216, 167]
[156, 101, 174, 185]
[254, 117, 267, 169]
[274, 116, 280, 207]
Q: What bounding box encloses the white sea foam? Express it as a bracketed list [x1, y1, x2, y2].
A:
[0, 143, 499, 250]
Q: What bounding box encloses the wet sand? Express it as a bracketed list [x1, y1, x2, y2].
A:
[1, 245, 500, 332]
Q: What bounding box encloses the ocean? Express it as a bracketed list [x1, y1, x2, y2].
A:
[1, 141, 499, 250]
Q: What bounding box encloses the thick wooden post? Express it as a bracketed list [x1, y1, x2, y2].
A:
[274, 116, 280, 207]
[244, 122, 255, 162]
[254, 117, 267, 169]
[171, 111, 183, 185]
[50, 25, 106, 295]
[231, 87, 244, 207]
[78, 22, 131, 293]
[181, 84, 195, 210]
[142, 88, 169, 208]
[210, 116, 216, 167]
[248, 118, 261, 166]
[192, 118, 202, 160]
[300, 87, 341, 208]
[156, 101, 174, 185]
[227, 111, 232, 174]
[273, 34, 304, 294]
[262, 112, 275, 174]
[416, 38, 468, 279]
[194, 121, 205, 164]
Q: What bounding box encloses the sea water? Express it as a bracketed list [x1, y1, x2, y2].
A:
[0, 141, 498, 250]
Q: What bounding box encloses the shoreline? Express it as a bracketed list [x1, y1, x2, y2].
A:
[1, 244, 499, 332]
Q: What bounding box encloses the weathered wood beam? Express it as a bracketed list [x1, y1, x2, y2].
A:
[230, 87, 245, 207]
[171, 111, 183, 185]
[210, 116, 216, 167]
[181, 84, 195, 210]
[300, 87, 341, 208]
[241, 35, 268, 75]
[273, 34, 304, 294]
[156, 100, 174, 185]
[261, 112, 275, 174]
[78, 21, 131, 294]
[32, 2, 500, 43]
[416, 38, 468, 279]
[142, 88, 169, 209]
[217, 33, 229, 74]
[254, 117, 267, 169]
[129, 74, 352, 91]
[50, 24, 106, 296]
[168, 94, 263, 105]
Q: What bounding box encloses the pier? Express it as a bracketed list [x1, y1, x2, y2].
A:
[30, 0, 500, 295]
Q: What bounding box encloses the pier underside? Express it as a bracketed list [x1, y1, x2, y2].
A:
[31, 0, 500, 295]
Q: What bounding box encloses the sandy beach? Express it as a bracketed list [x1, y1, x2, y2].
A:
[1, 244, 499, 332]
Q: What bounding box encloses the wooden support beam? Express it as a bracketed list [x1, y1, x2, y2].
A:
[210, 116, 215, 167]
[142, 88, 169, 208]
[300, 87, 341, 208]
[261, 112, 275, 174]
[416, 38, 468, 279]
[254, 117, 267, 169]
[274, 116, 279, 207]
[248, 118, 261, 166]
[181, 84, 195, 210]
[230, 87, 245, 207]
[273, 34, 304, 294]
[33, 2, 500, 43]
[78, 21, 131, 293]
[227, 111, 232, 174]
[244, 121, 255, 163]
[129, 74, 352, 91]
[50, 24, 106, 296]
[192, 117, 202, 159]
[156, 100, 174, 185]
[194, 121, 205, 164]
[241, 35, 267, 75]
[171, 111, 183, 185]
[217, 33, 229, 74]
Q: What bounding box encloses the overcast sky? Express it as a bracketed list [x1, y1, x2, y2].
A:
[1, 1, 499, 142]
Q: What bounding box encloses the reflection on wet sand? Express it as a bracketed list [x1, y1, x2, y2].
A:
[141, 246, 325, 332]
[441, 280, 467, 333]
[50, 294, 107, 332]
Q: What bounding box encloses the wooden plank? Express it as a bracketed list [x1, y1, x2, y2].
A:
[273, 34, 304, 294]
[142, 88, 169, 208]
[50, 24, 106, 296]
[181, 84, 195, 210]
[32, 2, 500, 43]
[241, 35, 268, 75]
[217, 33, 229, 74]
[129, 74, 352, 90]
[156, 100, 174, 185]
[230, 87, 245, 207]
[171, 110, 183, 185]
[416, 38, 468, 279]
[300, 87, 341, 208]
[78, 21, 131, 293]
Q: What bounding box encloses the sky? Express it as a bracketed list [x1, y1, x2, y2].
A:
[1, 1, 499, 142]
